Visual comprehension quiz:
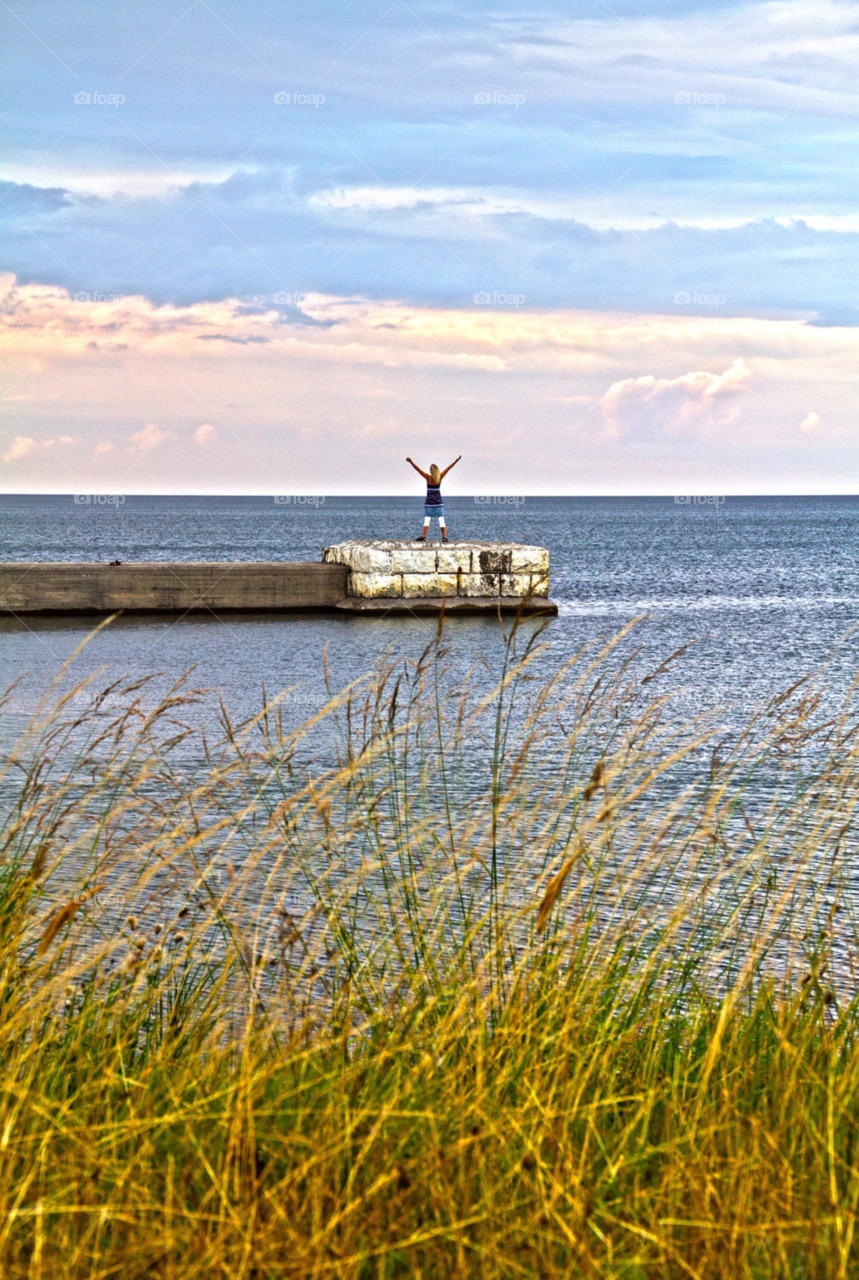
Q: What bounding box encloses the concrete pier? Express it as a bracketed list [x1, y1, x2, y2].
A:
[0, 562, 347, 615]
[0, 543, 556, 617]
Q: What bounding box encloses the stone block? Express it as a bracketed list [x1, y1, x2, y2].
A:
[436, 547, 474, 574]
[500, 573, 548, 598]
[401, 573, 459, 598]
[460, 572, 502, 597]
[349, 572, 403, 598]
[509, 546, 549, 573]
[476, 547, 513, 575]
[390, 548, 438, 574]
[323, 543, 392, 573]
[500, 574, 528, 598]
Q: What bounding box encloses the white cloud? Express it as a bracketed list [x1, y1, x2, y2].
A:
[2, 435, 39, 463]
[800, 410, 825, 432]
[1, 277, 858, 492]
[130, 423, 171, 451]
[310, 186, 482, 214]
[600, 360, 753, 438]
[193, 423, 218, 445]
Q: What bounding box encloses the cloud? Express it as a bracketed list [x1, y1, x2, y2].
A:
[4, 0, 859, 325]
[1, 273, 857, 493]
[0, 182, 70, 217]
[3, 174, 859, 319]
[193, 423, 218, 445]
[196, 334, 270, 344]
[2, 434, 39, 462]
[601, 359, 752, 437]
[797, 409, 842, 437]
[130, 423, 171, 451]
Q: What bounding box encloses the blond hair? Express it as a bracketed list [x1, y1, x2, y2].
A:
[429, 464, 441, 484]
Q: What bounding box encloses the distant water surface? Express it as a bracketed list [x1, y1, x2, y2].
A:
[1, 495, 859, 737]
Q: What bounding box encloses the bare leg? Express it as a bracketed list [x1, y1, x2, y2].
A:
[418, 518, 429, 541]
[439, 515, 447, 542]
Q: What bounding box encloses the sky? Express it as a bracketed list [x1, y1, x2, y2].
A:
[1, 0, 859, 494]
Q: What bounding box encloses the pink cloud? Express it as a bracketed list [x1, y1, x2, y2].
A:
[2, 435, 39, 463]
[601, 359, 752, 438]
[130, 423, 171, 451]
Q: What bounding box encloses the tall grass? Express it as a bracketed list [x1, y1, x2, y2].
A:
[1, 616, 859, 1277]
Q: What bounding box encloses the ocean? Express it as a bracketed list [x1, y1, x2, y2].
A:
[2, 494, 859, 735]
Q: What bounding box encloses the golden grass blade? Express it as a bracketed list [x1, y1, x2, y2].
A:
[536, 845, 582, 934]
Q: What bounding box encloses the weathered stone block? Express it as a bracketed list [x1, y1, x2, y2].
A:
[323, 543, 392, 573]
[436, 547, 474, 574]
[389, 548, 437, 574]
[510, 547, 549, 573]
[500, 573, 549, 598]
[349, 572, 403, 598]
[401, 573, 460, 598]
[476, 548, 513, 575]
[500, 574, 527, 598]
[460, 573, 502, 597]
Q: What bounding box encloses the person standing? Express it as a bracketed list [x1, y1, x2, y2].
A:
[406, 455, 461, 541]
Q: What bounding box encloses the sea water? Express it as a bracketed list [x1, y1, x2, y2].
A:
[1, 495, 858, 733]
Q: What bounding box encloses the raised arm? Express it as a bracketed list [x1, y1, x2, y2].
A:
[440, 455, 462, 480]
[406, 457, 430, 481]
